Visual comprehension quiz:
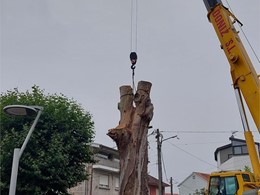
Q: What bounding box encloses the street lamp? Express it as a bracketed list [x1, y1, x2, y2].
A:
[3, 105, 43, 195]
[155, 129, 178, 195]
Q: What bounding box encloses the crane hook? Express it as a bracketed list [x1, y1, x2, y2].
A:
[130, 52, 138, 70]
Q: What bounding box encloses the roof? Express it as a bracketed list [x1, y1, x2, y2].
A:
[91, 143, 119, 159]
[195, 172, 210, 181]
[177, 172, 209, 187]
[148, 175, 170, 187]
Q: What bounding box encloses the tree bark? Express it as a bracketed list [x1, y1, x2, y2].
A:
[108, 81, 154, 195]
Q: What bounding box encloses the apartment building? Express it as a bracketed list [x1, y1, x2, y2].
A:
[68, 143, 169, 195]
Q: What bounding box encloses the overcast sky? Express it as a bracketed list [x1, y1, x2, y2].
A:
[1, 0, 259, 193]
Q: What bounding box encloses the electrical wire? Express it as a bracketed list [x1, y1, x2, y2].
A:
[161, 150, 169, 182]
[177, 141, 227, 145]
[161, 130, 258, 134]
[166, 141, 217, 168]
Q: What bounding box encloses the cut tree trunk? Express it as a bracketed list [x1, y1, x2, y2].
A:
[107, 81, 154, 195]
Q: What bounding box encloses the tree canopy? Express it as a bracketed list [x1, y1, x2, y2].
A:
[0, 86, 95, 194]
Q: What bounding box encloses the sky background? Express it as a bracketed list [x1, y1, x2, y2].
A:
[1, 0, 259, 193]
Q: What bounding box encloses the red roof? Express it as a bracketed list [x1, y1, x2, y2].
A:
[194, 172, 210, 181]
[148, 175, 170, 187]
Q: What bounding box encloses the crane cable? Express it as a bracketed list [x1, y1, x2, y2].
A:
[130, 0, 138, 92]
[225, 0, 260, 63]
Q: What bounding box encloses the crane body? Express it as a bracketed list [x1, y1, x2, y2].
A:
[203, 0, 260, 194]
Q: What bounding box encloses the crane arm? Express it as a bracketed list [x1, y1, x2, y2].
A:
[203, 0, 260, 182]
[203, 0, 260, 132]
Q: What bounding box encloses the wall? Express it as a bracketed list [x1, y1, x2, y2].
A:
[149, 186, 157, 195]
[219, 147, 232, 164]
[218, 155, 252, 171]
[178, 173, 207, 195]
[91, 170, 119, 195]
[217, 143, 259, 171]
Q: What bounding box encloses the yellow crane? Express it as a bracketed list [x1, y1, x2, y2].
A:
[203, 0, 260, 194]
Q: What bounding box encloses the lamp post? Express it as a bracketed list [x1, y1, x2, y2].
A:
[3, 105, 43, 195]
[156, 129, 178, 195]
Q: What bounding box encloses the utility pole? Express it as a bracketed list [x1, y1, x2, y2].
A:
[155, 129, 178, 195]
[156, 129, 163, 195]
[170, 177, 173, 195]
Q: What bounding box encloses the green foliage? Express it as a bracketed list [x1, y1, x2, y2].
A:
[244, 166, 256, 181]
[194, 188, 206, 195]
[0, 86, 95, 194]
[244, 166, 252, 173]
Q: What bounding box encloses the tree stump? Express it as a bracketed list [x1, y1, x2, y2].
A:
[108, 81, 154, 195]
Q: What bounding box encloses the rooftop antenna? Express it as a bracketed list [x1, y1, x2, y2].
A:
[230, 130, 238, 138]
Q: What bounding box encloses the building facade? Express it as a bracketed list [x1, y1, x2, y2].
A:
[214, 136, 260, 171]
[178, 172, 209, 195]
[148, 174, 170, 195]
[68, 143, 169, 195]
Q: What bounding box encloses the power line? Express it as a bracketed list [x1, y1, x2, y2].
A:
[176, 141, 227, 145]
[166, 141, 217, 168]
[161, 150, 169, 182]
[161, 130, 247, 134]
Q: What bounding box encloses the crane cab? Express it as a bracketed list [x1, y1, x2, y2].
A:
[207, 171, 260, 195]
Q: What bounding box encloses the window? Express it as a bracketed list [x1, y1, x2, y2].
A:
[233, 145, 248, 155]
[241, 146, 248, 154]
[225, 177, 237, 194]
[99, 175, 109, 189]
[208, 176, 238, 195]
[209, 177, 220, 195]
[115, 177, 119, 190]
[97, 153, 108, 159]
[242, 174, 251, 182]
[233, 146, 242, 154]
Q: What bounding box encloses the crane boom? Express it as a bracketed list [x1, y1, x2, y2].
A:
[203, 0, 260, 194]
[204, 0, 260, 131]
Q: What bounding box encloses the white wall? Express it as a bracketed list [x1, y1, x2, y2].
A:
[218, 156, 252, 171]
[179, 173, 207, 195]
[217, 144, 259, 171]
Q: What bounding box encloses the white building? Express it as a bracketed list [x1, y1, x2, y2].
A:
[177, 136, 260, 195]
[214, 136, 260, 171]
[178, 172, 209, 195]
